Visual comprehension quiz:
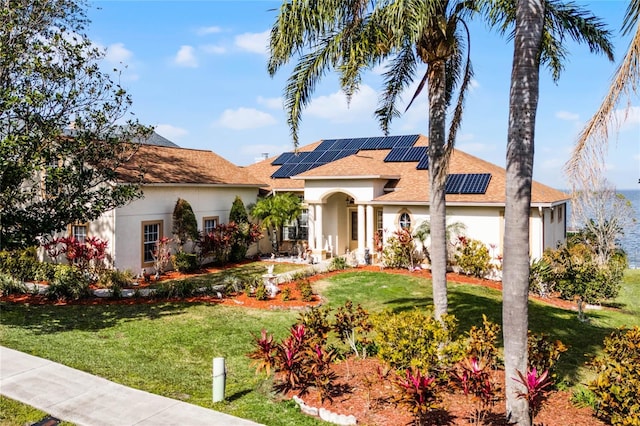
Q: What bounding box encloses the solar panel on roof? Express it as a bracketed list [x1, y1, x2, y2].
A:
[384, 147, 410, 162]
[445, 174, 466, 193]
[462, 173, 491, 194]
[334, 149, 358, 161]
[417, 156, 429, 170]
[271, 163, 298, 178]
[402, 146, 427, 162]
[345, 138, 366, 151]
[316, 139, 337, 151]
[377, 136, 398, 149]
[272, 152, 295, 165]
[394, 134, 419, 147]
[317, 150, 341, 162]
[303, 151, 324, 162]
[361, 136, 384, 149]
[330, 138, 352, 150]
[445, 173, 491, 194]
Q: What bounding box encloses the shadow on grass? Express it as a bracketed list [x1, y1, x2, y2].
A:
[0, 301, 205, 334]
[382, 287, 621, 386]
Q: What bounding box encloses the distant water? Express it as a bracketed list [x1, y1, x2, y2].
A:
[618, 190, 640, 269]
[567, 189, 640, 269]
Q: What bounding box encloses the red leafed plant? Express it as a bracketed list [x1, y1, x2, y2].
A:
[247, 329, 276, 376]
[392, 367, 440, 424]
[451, 356, 499, 424]
[514, 368, 554, 424]
[43, 236, 108, 277]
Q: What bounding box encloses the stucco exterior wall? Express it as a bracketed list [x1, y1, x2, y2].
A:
[112, 185, 259, 273]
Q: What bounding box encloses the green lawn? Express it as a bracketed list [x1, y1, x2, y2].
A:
[1, 268, 638, 424]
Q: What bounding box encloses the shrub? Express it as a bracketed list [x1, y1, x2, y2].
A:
[297, 306, 332, 343]
[451, 356, 499, 424]
[333, 300, 373, 358]
[46, 264, 91, 301]
[589, 326, 640, 425]
[172, 198, 199, 249]
[528, 331, 567, 378]
[172, 251, 198, 273]
[154, 280, 198, 298]
[296, 279, 314, 302]
[466, 314, 501, 368]
[0, 272, 28, 295]
[372, 309, 464, 373]
[255, 282, 268, 301]
[454, 237, 492, 278]
[329, 256, 349, 271]
[529, 257, 554, 297]
[281, 287, 291, 301]
[43, 236, 108, 279]
[392, 367, 441, 424]
[0, 247, 42, 281]
[382, 229, 415, 269]
[98, 269, 134, 299]
[514, 368, 554, 424]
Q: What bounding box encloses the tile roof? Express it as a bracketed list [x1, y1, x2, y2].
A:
[117, 144, 266, 187]
[245, 134, 568, 205]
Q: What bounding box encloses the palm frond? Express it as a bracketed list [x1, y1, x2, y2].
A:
[566, 19, 640, 184]
[375, 42, 417, 135]
[622, 0, 640, 36]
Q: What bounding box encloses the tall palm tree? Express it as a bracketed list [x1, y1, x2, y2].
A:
[487, 0, 614, 423]
[566, 0, 640, 184]
[269, 0, 477, 319]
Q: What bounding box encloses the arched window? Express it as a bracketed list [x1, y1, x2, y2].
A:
[399, 212, 411, 230]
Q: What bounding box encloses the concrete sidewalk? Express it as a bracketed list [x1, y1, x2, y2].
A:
[0, 346, 262, 426]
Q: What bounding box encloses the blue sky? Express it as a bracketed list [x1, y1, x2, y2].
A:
[88, 0, 639, 189]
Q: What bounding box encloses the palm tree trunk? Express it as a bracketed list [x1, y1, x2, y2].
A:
[428, 60, 448, 320]
[503, 1, 544, 424]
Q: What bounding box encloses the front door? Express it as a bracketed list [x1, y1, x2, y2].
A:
[348, 208, 358, 252]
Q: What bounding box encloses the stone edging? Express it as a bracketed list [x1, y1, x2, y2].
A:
[292, 395, 357, 426]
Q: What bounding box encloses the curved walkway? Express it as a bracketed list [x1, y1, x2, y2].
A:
[0, 346, 262, 426]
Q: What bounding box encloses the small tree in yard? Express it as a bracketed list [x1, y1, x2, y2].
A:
[172, 198, 198, 252]
[542, 241, 625, 321]
[251, 193, 301, 253]
[229, 196, 253, 262]
[229, 196, 249, 224]
[570, 177, 636, 267]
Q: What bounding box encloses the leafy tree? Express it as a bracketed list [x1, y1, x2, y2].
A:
[0, 0, 152, 249]
[251, 192, 301, 253]
[492, 0, 613, 422]
[269, 0, 479, 319]
[570, 177, 636, 266]
[172, 198, 198, 251]
[229, 196, 252, 261]
[542, 242, 625, 321]
[229, 196, 249, 224]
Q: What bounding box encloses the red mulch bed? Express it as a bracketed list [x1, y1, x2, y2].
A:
[1, 263, 605, 425]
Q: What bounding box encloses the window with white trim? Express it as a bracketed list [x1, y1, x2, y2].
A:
[203, 216, 219, 235]
[283, 209, 308, 241]
[399, 212, 411, 230]
[71, 224, 87, 243]
[142, 221, 162, 265]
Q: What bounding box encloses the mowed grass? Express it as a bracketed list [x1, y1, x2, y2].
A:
[1, 268, 638, 424]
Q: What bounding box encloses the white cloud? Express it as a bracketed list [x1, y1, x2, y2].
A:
[197, 26, 222, 35]
[214, 108, 277, 129]
[615, 105, 640, 131]
[235, 30, 269, 55]
[306, 85, 378, 123]
[201, 44, 226, 54]
[104, 42, 133, 64]
[556, 110, 579, 121]
[173, 45, 198, 68]
[155, 124, 188, 141]
[469, 78, 480, 90]
[257, 96, 283, 110]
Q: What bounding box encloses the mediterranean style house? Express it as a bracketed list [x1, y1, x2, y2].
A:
[56, 134, 265, 273]
[52, 132, 567, 273]
[246, 134, 569, 264]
